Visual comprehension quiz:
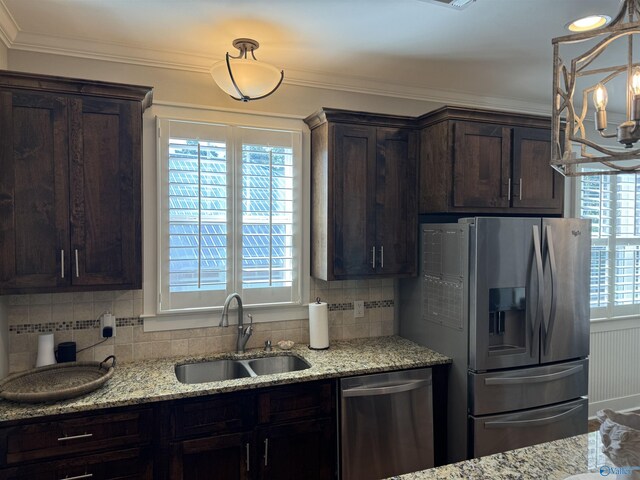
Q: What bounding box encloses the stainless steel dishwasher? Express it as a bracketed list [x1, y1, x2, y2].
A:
[339, 368, 434, 480]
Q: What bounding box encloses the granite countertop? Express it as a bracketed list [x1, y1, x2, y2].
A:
[0, 335, 451, 423]
[393, 432, 613, 480]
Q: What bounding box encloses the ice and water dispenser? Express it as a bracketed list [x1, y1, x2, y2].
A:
[487, 287, 527, 355]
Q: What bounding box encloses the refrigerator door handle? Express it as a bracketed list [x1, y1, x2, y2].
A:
[483, 405, 583, 429]
[528, 225, 544, 358]
[543, 225, 558, 355]
[483, 364, 583, 385]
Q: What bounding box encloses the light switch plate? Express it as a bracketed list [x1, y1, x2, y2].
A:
[354, 300, 364, 318]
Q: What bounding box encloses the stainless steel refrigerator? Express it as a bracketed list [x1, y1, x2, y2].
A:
[399, 217, 591, 462]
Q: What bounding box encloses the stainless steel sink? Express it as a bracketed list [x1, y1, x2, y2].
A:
[247, 355, 311, 375]
[175, 359, 252, 384]
[175, 355, 311, 384]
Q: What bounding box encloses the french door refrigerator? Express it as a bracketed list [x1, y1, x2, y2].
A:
[399, 217, 591, 462]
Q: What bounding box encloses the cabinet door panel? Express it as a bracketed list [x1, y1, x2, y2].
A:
[453, 122, 510, 209]
[69, 97, 141, 288]
[258, 418, 334, 480]
[333, 124, 377, 277]
[0, 91, 70, 292]
[169, 432, 250, 480]
[376, 127, 417, 276]
[511, 127, 564, 212]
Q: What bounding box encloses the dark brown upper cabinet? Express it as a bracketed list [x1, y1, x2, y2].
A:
[417, 106, 564, 215]
[0, 71, 153, 294]
[305, 108, 418, 280]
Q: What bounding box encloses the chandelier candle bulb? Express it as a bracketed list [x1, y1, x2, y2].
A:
[308, 298, 329, 350]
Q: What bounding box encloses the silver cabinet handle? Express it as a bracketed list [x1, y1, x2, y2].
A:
[59, 474, 93, 480]
[74, 249, 79, 278]
[519, 177, 523, 200]
[484, 364, 583, 385]
[263, 438, 269, 467]
[57, 433, 93, 442]
[246, 442, 250, 472]
[380, 246, 384, 268]
[507, 178, 512, 201]
[61, 250, 65, 278]
[484, 405, 583, 429]
[342, 379, 431, 398]
[371, 246, 376, 269]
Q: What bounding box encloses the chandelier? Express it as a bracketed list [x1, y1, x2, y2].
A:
[210, 38, 284, 102]
[552, 0, 640, 176]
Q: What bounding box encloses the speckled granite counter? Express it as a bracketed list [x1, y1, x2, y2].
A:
[392, 432, 613, 480]
[0, 336, 450, 423]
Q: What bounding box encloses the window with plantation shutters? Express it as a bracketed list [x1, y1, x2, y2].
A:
[577, 170, 640, 319]
[157, 119, 302, 313]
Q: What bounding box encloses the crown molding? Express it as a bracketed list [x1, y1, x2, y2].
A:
[0, 0, 19, 48]
[3, 29, 552, 116]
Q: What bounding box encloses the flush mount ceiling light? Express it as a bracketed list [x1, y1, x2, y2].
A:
[210, 38, 284, 102]
[566, 14, 611, 32]
[552, 0, 640, 176]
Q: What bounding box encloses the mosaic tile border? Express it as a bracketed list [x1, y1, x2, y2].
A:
[328, 299, 394, 311]
[9, 317, 143, 334]
[7, 300, 394, 334]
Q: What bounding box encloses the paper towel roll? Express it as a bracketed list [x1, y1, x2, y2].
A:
[36, 333, 56, 367]
[309, 300, 329, 350]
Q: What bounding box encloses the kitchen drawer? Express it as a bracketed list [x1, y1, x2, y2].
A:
[468, 359, 588, 415]
[470, 397, 587, 458]
[0, 408, 152, 466]
[257, 381, 334, 424]
[0, 447, 153, 480]
[171, 393, 253, 439]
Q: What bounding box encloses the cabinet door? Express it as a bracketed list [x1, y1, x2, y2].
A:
[332, 124, 377, 277]
[376, 127, 417, 276]
[169, 432, 251, 480]
[0, 90, 70, 292]
[452, 121, 511, 209]
[511, 127, 564, 212]
[258, 418, 334, 480]
[69, 97, 141, 288]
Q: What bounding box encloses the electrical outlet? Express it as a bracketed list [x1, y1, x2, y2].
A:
[100, 312, 116, 338]
[354, 300, 365, 318]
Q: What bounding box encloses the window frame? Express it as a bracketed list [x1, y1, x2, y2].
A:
[571, 171, 640, 321]
[142, 105, 310, 331]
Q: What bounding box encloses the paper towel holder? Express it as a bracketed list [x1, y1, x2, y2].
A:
[308, 296, 330, 351]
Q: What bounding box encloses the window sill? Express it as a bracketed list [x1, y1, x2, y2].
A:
[143, 303, 310, 332]
[590, 315, 640, 333]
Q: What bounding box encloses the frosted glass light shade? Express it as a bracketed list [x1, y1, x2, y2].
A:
[211, 58, 283, 100]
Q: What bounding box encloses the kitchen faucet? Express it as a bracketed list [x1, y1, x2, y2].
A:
[219, 293, 253, 353]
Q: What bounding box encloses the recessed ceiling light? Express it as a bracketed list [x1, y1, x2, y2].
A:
[566, 14, 611, 32]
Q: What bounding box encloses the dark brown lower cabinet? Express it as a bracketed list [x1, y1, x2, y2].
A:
[0, 447, 153, 480]
[170, 431, 251, 480]
[257, 418, 334, 480]
[167, 380, 336, 480]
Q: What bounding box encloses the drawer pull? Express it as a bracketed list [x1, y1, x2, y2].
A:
[57, 433, 93, 442]
[59, 474, 93, 480]
[246, 442, 250, 472]
[264, 438, 269, 466]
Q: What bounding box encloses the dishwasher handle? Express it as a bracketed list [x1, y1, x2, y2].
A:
[342, 379, 431, 398]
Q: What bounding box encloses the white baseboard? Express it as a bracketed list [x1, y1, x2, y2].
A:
[588, 393, 640, 418]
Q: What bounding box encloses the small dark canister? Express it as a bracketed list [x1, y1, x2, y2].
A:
[57, 341, 77, 363]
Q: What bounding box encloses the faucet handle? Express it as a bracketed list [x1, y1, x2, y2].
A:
[264, 340, 272, 352]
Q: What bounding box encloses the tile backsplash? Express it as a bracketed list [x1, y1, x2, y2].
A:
[6, 278, 395, 373]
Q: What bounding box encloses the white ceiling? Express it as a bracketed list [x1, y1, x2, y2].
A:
[0, 0, 625, 112]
